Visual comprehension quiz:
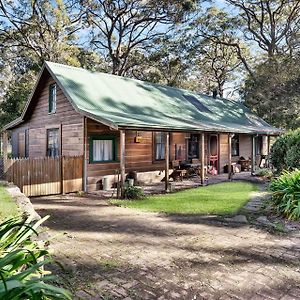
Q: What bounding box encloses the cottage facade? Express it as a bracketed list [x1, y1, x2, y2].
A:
[4, 62, 281, 192]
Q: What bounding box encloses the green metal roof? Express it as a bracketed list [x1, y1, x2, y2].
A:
[5, 61, 282, 134]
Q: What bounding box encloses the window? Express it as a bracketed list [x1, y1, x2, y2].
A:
[25, 129, 29, 158]
[231, 134, 239, 156]
[47, 129, 59, 157]
[90, 136, 116, 163]
[49, 84, 56, 113]
[188, 134, 199, 160]
[255, 136, 262, 155]
[154, 132, 166, 160]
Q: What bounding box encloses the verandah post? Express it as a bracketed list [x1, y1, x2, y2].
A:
[201, 132, 205, 185]
[165, 132, 170, 192]
[228, 133, 232, 180]
[2, 131, 8, 174]
[120, 129, 126, 198]
[251, 135, 256, 175]
[267, 135, 271, 167]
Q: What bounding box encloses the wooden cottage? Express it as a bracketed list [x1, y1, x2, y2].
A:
[3, 61, 282, 195]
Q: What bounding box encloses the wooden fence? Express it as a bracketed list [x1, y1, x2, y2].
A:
[5, 155, 83, 197]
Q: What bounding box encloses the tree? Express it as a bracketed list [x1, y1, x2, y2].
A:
[82, 0, 196, 76]
[191, 39, 244, 97]
[127, 34, 191, 87]
[226, 0, 300, 58]
[0, 0, 83, 66]
[192, 6, 254, 78]
[243, 53, 300, 129]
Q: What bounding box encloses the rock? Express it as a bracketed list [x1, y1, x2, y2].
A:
[5, 182, 41, 221]
[225, 215, 248, 224]
[256, 216, 270, 224]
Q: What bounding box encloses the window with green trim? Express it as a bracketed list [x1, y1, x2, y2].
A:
[90, 136, 116, 163]
[49, 84, 56, 113]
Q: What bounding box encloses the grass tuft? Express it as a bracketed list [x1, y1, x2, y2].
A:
[0, 185, 19, 222]
[111, 182, 258, 215]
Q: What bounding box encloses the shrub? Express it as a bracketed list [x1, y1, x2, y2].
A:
[269, 169, 300, 220]
[0, 216, 71, 299]
[270, 129, 300, 171]
[124, 186, 145, 199]
[255, 168, 273, 178]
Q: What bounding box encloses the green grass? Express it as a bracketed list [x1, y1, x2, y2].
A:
[111, 182, 258, 215]
[0, 185, 19, 221]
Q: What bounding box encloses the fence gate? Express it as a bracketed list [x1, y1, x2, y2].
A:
[5, 155, 83, 197]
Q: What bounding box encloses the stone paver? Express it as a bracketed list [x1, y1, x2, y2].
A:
[31, 190, 300, 300]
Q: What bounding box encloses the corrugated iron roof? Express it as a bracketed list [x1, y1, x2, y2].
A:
[5, 61, 283, 135]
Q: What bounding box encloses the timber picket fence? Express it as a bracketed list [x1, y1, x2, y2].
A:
[5, 155, 83, 197]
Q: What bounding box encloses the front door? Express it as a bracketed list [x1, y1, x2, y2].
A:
[188, 134, 199, 160]
[208, 134, 219, 174]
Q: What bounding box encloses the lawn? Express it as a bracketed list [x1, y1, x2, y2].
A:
[111, 182, 258, 215]
[0, 185, 19, 221]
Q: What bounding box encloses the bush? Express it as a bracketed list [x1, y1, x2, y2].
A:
[0, 216, 71, 299]
[124, 186, 145, 199]
[269, 169, 300, 220]
[270, 129, 300, 171]
[255, 168, 273, 178]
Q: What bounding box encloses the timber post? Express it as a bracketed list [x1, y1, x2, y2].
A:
[251, 135, 256, 175]
[120, 130, 126, 198]
[2, 131, 8, 174]
[165, 132, 170, 192]
[228, 133, 232, 180]
[267, 135, 271, 167]
[201, 132, 205, 185]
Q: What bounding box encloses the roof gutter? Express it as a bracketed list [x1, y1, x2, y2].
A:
[118, 125, 283, 136]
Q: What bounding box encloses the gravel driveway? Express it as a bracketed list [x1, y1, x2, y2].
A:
[31, 193, 300, 300]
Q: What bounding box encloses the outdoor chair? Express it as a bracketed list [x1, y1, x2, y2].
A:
[169, 160, 187, 181]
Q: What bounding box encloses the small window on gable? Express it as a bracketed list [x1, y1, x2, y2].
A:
[231, 134, 239, 156]
[49, 84, 56, 113]
[90, 136, 116, 163]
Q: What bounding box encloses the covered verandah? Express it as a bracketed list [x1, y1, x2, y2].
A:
[114, 129, 273, 198]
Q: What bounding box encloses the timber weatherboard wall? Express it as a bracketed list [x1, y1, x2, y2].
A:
[11, 70, 84, 158]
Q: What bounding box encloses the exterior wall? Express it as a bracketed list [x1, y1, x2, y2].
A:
[86, 119, 191, 191]
[11, 70, 84, 158]
[86, 127, 267, 191]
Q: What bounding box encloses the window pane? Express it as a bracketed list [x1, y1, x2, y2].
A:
[49, 84, 56, 113]
[155, 132, 165, 160]
[93, 140, 113, 161]
[47, 129, 59, 157]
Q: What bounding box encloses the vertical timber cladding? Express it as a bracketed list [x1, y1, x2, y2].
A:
[7, 69, 85, 195]
[5, 156, 83, 197]
[13, 70, 84, 158]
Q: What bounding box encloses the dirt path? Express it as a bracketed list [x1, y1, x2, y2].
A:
[31, 194, 300, 300]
